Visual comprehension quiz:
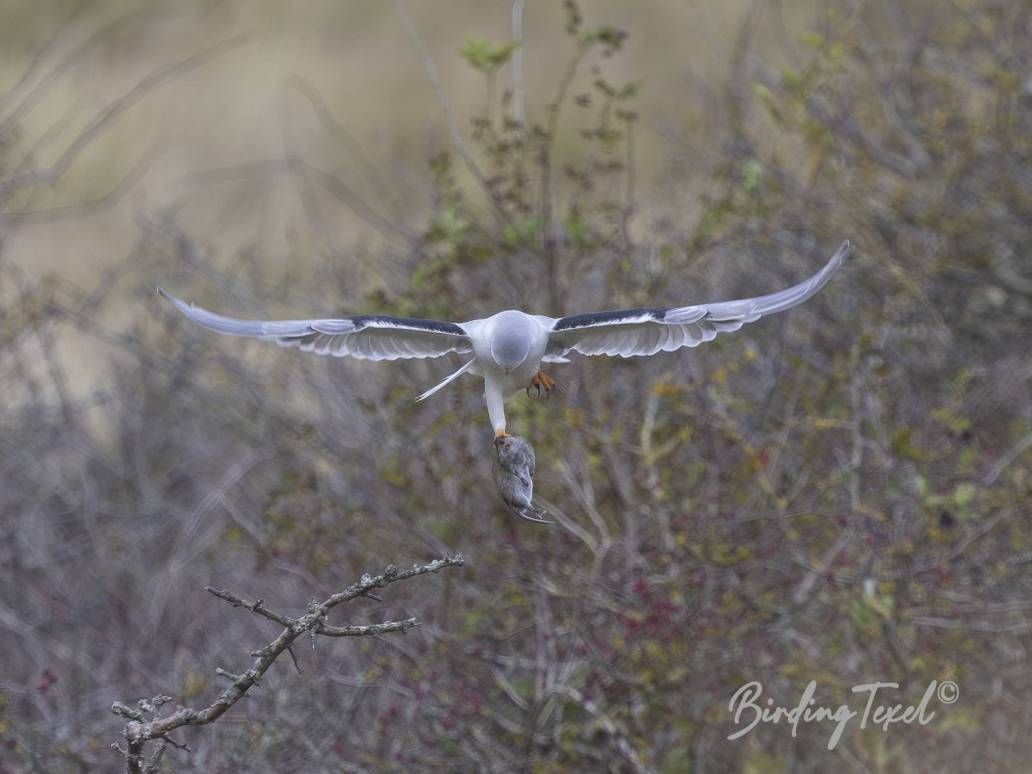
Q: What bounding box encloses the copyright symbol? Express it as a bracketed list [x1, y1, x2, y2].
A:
[937, 680, 959, 704]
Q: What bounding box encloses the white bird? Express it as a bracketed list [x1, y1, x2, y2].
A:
[159, 240, 852, 438]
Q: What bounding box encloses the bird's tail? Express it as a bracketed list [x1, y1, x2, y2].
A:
[415, 359, 475, 402]
[512, 503, 554, 525]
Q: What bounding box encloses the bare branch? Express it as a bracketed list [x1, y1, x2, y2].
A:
[112, 555, 464, 770]
[0, 35, 245, 199]
[170, 157, 415, 244]
[511, 0, 526, 127]
[0, 1, 89, 117]
[0, 7, 169, 137]
[284, 74, 407, 219]
[204, 586, 292, 627]
[392, 0, 511, 228]
[0, 147, 156, 224]
[983, 431, 1032, 486]
[317, 617, 420, 637]
[111, 703, 143, 722]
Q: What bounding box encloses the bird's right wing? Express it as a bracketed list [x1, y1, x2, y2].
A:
[158, 289, 473, 361]
[546, 240, 852, 359]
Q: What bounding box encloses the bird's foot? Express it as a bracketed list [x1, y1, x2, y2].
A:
[526, 371, 557, 400]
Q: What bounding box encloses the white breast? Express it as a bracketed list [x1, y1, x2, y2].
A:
[465, 310, 548, 392]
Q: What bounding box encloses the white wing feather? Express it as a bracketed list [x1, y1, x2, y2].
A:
[547, 241, 852, 359]
[158, 289, 472, 361]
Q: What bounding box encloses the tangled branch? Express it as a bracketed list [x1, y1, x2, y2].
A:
[111, 555, 464, 773]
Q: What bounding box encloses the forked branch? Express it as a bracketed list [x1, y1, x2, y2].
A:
[111, 555, 464, 773]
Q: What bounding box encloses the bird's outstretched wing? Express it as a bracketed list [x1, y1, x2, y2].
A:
[158, 289, 473, 361]
[546, 240, 852, 359]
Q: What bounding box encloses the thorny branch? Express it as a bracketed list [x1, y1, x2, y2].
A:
[111, 555, 464, 773]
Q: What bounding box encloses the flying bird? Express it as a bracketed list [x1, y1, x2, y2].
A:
[159, 240, 852, 437]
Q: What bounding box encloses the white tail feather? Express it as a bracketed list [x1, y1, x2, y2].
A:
[415, 359, 475, 402]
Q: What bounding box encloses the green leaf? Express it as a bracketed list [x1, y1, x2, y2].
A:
[743, 159, 763, 192]
[582, 25, 627, 53]
[892, 427, 928, 462]
[952, 482, 977, 508]
[459, 37, 519, 74]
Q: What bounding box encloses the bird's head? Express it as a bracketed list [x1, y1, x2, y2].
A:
[494, 434, 514, 452]
[490, 311, 533, 373]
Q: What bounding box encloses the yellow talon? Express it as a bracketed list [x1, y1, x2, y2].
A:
[527, 371, 556, 399]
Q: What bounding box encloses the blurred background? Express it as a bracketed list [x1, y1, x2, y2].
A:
[1, 0, 1030, 771]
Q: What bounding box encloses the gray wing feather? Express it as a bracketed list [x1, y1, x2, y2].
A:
[158, 289, 472, 361]
[548, 240, 852, 359]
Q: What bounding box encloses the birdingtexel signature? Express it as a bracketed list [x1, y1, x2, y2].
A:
[727, 679, 959, 750]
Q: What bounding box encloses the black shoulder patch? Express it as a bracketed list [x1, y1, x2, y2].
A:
[352, 315, 467, 336]
[553, 307, 667, 331]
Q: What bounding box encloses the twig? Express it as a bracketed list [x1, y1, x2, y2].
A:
[0, 35, 245, 198]
[983, 431, 1032, 486]
[391, 0, 511, 228]
[0, 1, 86, 112]
[549, 686, 654, 774]
[0, 149, 157, 224]
[284, 74, 407, 219]
[204, 587, 292, 627]
[286, 646, 303, 675]
[511, 0, 526, 127]
[539, 43, 589, 311]
[317, 617, 420, 637]
[885, 508, 1017, 580]
[169, 157, 414, 244]
[0, 7, 168, 137]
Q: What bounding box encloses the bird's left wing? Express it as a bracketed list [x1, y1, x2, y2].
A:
[158, 289, 473, 361]
[546, 240, 852, 359]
